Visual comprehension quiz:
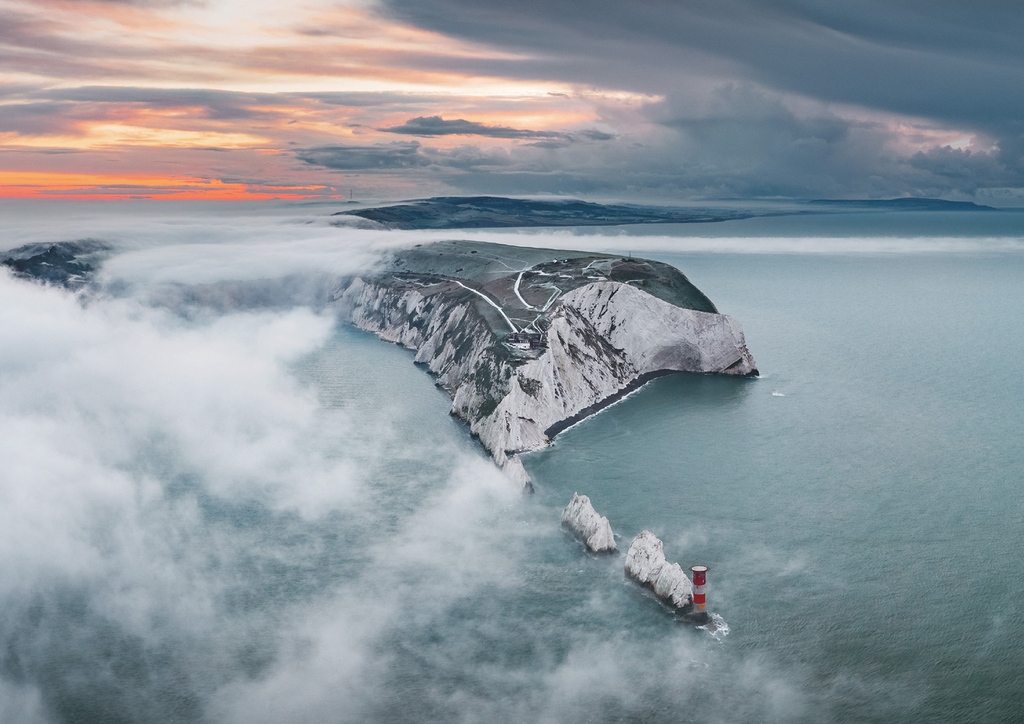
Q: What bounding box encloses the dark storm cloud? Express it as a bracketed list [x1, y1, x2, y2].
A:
[297, 142, 431, 170]
[647, 84, 1024, 198]
[380, 115, 563, 139]
[378, 115, 615, 144]
[908, 145, 1022, 195]
[298, 82, 1024, 201]
[375, 0, 1024, 199]
[296, 141, 512, 172]
[378, 0, 1024, 125]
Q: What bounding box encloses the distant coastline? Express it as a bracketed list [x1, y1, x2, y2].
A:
[332, 196, 775, 230]
[807, 198, 997, 212]
[333, 195, 1000, 230]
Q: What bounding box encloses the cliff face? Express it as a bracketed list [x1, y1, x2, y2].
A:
[485, 282, 756, 449]
[332, 241, 757, 488]
[336, 274, 516, 442]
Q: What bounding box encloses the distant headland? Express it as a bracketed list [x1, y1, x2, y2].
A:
[808, 197, 997, 212]
[333, 195, 998, 231]
[332, 196, 780, 229]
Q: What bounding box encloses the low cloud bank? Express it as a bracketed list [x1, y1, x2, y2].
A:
[0, 234, 536, 721]
[0, 208, 899, 723]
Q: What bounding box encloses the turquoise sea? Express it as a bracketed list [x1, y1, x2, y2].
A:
[528, 247, 1024, 722]
[1, 208, 1022, 722]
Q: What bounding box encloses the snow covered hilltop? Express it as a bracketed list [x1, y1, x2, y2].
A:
[332, 240, 757, 489]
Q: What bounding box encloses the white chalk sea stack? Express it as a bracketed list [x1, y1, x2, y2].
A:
[561, 493, 617, 553]
[624, 530, 693, 610]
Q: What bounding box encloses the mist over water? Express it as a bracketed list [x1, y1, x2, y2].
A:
[1, 205, 1022, 722]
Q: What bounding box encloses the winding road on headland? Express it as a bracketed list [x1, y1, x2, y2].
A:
[453, 279, 520, 333]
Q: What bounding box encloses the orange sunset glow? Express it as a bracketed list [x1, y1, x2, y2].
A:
[0, 0, 618, 200]
[0, 171, 334, 201]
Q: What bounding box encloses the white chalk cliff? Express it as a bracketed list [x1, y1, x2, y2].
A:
[331, 242, 757, 489]
[624, 530, 693, 610]
[561, 493, 616, 553]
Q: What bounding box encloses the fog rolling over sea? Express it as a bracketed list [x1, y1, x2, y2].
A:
[1, 207, 1023, 723]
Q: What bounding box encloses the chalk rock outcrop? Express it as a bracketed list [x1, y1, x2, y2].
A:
[624, 530, 693, 610]
[331, 240, 758, 489]
[561, 493, 616, 553]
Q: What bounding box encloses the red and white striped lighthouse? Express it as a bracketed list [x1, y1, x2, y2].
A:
[691, 565, 708, 615]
